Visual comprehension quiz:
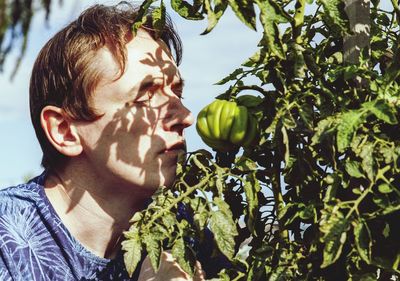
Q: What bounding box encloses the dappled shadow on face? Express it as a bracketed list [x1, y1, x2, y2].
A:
[64, 42, 192, 220]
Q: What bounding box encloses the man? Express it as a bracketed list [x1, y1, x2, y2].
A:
[0, 2, 205, 280]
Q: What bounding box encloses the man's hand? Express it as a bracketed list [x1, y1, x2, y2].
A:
[138, 251, 206, 281]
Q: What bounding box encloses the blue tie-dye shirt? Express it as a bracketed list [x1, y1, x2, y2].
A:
[0, 172, 140, 281]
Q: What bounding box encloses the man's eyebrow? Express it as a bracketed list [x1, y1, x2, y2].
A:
[138, 79, 157, 92]
[132, 77, 185, 95]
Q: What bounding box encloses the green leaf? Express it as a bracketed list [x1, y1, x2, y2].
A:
[242, 48, 268, 67]
[129, 212, 143, 224]
[378, 183, 393, 194]
[228, 0, 257, 30]
[132, 0, 157, 34]
[345, 160, 364, 178]
[298, 100, 314, 129]
[299, 204, 316, 221]
[320, 208, 349, 268]
[172, 237, 196, 276]
[215, 68, 244, 85]
[279, 202, 301, 226]
[171, 0, 204, 20]
[336, 110, 365, 152]
[202, 0, 228, 34]
[311, 116, 337, 145]
[354, 220, 372, 264]
[372, 193, 390, 209]
[143, 231, 162, 270]
[122, 228, 143, 277]
[318, 0, 349, 35]
[323, 174, 340, 203]
[360, 143, 375, 181]
[210, 198, 238, 259]
[304, 51, 321, 77]
[363, 100, 398, 125]
[236, 95, 263, 108]
[151, 1, 166, 37]
[235, 156, 257, 172]
[379, 202, 400, 216]
[243, 174, 260, 234]
[293, 44, 306, 78]
[161, 211, 177, 234]
[382, 223, 390, 238]
[255, 0, 290, 59]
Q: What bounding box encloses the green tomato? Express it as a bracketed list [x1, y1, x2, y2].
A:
[196, 99, 259, 151]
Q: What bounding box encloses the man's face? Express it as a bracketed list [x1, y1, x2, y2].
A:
[75, 30, 193, 193]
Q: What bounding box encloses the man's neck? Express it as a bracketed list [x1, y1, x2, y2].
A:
[43, 167, 149, 259]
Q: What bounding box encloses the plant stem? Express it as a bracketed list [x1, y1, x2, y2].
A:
[271, 153, 289, 241]
[236, 85, 269, 96]
[145, 173, 212, 230]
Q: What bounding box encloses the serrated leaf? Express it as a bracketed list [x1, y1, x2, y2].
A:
[345, 160, 364, 178]
[193, 211, 208, 230]
[379, 203, 400, 216]
[318, 0, 349, 35]
[202, 0, 228, 34]
[279, 202, 301, 226]
[215, 67, 244, 85]
[161, 211, 177, 234]
[171, 0, 204, 20]
[242, 48, 268, 67]
[151, 1, 166, 37]
[132, 0, 157, 34]
[383, 223, 390, 238]
[293, 44, 306, 78]
[210, 198, 238, 259]
[354, 220, 372, 264]
[378, 183, 392, 194]
[172, 237, 195, 276]
[129, 212, 144, 224]
[228, 0, 257, 30]
[122, 228, 143, 277]
[336, 110, 365, 152]
[235, 156, 257, 172]
[255, 0, 290, 59]
[300, 204, 316, 221]
[243, 174, 260, 234]
[320, 208, 349, 268]
[236, 94, 263, 107]
[298, 102, 313, 129]
[143, 231, 162, 270]
[360, 143, 375, 181]
[311, 116, 337, 145]
[363, 100, 398, 125]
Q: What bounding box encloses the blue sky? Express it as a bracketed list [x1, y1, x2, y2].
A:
[0, 0, 261, 186]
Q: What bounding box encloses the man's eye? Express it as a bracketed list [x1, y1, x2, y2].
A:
[125, 92, 154, 107]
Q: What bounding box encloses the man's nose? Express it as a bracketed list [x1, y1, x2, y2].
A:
[163, 94, 194, 133]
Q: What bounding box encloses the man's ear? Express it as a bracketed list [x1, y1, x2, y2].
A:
[40, 105, 83, 157]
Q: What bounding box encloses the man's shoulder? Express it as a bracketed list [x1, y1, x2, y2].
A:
[0, 174, 45, 215]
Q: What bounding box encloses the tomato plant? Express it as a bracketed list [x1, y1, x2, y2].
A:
[123, 0, 400, 280]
